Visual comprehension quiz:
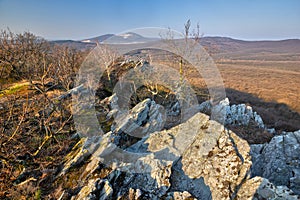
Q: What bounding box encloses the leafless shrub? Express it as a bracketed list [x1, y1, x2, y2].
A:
[0, 29, 85, 199]
[0, 29, 49, 80]
[50, 45, 86, 90]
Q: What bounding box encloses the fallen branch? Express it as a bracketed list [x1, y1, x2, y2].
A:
[3, 96, 31, 145]
[55, 84, 85, 101]
[32, 114, 73, 157]
[16, 177, 37, 186]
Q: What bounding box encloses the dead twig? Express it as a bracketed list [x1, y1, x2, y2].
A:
[3, 95, 31, 145]
[32, 114, 73, 157]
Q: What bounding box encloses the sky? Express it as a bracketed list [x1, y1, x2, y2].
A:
[0, 0, 299, 41]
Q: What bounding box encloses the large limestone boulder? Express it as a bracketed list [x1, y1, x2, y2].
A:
[250, 130, 300, 195]
[73, 112, 254, 199]
[59, 98, 299, 199]
[236, 176, 299, 200]
[200, 98, 265, 128]
[111, 98, 166, 138]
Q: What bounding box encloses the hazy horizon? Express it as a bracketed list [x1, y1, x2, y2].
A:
[52, 33, 300, 42]
[1, 0, 300, 41]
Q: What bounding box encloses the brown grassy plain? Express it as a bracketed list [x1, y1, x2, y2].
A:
[209, 38, 300, 131]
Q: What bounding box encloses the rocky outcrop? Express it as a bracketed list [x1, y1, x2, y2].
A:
[225, 100, 264, 128]
[250, 130, 300, 195]
[111, 98, 166, 138]
[68, 111, 254, 199]
[126, 112, 252, 199]
[164, 191, 196, 200]
[236, 176, 300, 200]
[74, 178, 113, 200]
[57, 97, 299, 199]
[200, 98, 265, 128]
[101, 94, 166, 138]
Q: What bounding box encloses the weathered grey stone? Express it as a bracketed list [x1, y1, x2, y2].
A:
[73, 178, 99, 200]
[101, 93, 119, 111]
[180, 126, 251, 199]
[267, 128, 276, 134]
[72, 178, 113, 200]
[62, 96, 300, 200]
[168, 101, 180, 116]
[236, 177, 299, 200]
[148, 112, 209, 154]
[58, 138, 89, 176]
[118, 154, 173, 195]
[169, 160, 212, 199]
[112, 98, 166, 138]
[250, 130, 300, 195]
[70, 112, 252, 199]
[104, 159, 172, 198]
[202, 98, 265, 128]
[250, 144, 266, 177]
[128, 113, 252, 199]
[97, 179, 113, 200]
[127, 188, 143, 200]
[211, 98, 229, 124]
[198, 100, 212, 115]
[165, 191, 196, 200]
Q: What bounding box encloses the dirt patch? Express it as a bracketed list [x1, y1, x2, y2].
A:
[227, 124, 273, 144]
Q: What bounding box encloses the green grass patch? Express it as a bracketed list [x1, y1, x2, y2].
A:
[0, 82, 30, 97]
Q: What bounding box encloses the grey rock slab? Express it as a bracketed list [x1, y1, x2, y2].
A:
[250, 130, 300, 195]
[236, 177, 299, 200]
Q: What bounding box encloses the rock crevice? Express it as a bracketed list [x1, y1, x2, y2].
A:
[57, 97, 300, 199]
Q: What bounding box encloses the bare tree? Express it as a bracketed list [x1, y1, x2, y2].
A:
[50, 45, 84, 90]
[159, 20, 202, 84]
[0, 29, 49, 80]
[96, 43, 118, 83]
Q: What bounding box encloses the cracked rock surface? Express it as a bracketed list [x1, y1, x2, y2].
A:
[200, 98, 265, 128]
[57, 98, 300, 199]
[67, 112, 254, 199]
[236, 176, 300, 200]
[250, 130, 300, 195]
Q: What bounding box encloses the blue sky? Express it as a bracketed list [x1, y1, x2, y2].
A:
[0, 0, 299, 40]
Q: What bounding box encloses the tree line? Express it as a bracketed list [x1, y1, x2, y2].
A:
[0, 29, 88, 90]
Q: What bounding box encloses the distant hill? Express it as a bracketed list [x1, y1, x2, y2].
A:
[51, 32, 157, 49]
[200, 37, 300, 60]
[81, 32, 157, 44]
[51, 35, 300, 60]
[201, 36, 300, 52]
[50, 40, 96, 50]
[81, 34, 114, 43]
